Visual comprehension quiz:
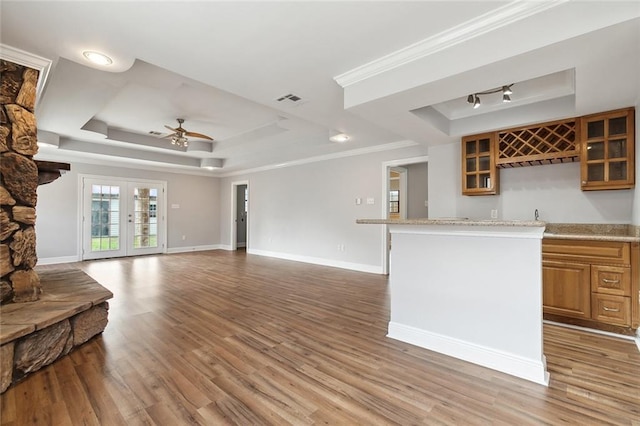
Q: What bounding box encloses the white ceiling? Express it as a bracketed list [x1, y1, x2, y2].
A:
[1, 1, 639, 176]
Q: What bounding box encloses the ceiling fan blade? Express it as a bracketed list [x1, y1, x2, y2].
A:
[165, 125, 179, 132]
[184, 131, 214, 141]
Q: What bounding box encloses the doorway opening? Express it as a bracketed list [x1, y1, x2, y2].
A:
[230, 180, 249, 251]
[380, 156, 429, 274]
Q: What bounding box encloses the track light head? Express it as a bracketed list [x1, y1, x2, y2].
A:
[467, 84, 514, 108]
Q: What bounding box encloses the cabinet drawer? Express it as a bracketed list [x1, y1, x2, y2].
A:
[591, 294, 631, 326]
[591, 265, 631, 295]
[542, 239, 630, 265]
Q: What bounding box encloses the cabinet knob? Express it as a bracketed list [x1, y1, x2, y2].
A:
[603, 306, 620, 312]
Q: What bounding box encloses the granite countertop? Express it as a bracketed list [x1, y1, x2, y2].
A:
[356, 218, 546, 227]
[544, 223, 640, 243]
[356, 219, 640, 242]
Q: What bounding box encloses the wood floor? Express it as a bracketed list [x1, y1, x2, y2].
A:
[1, 250, 639, 425]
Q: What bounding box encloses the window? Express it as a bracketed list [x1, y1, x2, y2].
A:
[389, 190, 399, 213]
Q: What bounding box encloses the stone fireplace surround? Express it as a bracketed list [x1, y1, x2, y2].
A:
[1, 59, 113, 393]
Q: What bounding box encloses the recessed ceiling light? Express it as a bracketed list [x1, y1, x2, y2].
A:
[329, 133, 350, 143]
[82, 51, 113, 66]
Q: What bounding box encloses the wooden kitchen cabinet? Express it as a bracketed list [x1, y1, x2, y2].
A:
[580, 107, 635, 190]
[542, 239, 638, 331]
[543, 260, 591, 319]
[461, 133, 498, 195]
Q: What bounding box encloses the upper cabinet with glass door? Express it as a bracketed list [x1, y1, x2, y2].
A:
[462, 133, 499, 195]
[580, 108, 635, 190]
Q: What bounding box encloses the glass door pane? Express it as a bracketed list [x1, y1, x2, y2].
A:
[127, 182, 164, 256]
[83, 179, 127, 260]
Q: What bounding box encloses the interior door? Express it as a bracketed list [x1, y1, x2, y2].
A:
[82, 178, 165, 260]
[236, 185, 247, 248]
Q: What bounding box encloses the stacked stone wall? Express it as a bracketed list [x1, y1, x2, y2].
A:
[0, 60, 41, 303]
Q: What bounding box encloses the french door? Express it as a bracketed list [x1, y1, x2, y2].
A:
[82, 177, 166, 260]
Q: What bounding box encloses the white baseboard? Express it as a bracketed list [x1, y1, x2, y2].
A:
[37, 255, 80, 265]
[388, 321, 549, 386]
[166, 244, 222, 254]
[247, 248, 383, 274]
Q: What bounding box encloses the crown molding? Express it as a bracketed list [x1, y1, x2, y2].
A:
[334, 0, 568, 88]
[0, 44, 53, 105]
[219, 139, 420, 177]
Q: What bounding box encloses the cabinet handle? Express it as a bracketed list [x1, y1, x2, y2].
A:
[603, 306, 620, 312]
[602, 278, 620, 284]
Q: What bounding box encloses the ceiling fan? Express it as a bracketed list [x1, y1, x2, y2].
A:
[163, 118, 213, 147]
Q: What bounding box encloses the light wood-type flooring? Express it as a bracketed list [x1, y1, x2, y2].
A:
[1, 250, 639, 425]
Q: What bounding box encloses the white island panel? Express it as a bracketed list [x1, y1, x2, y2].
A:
[387, 224, 549, 386]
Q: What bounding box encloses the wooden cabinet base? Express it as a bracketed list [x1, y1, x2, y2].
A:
[544, 313, 637, 337]
[543, 238, 638, 332]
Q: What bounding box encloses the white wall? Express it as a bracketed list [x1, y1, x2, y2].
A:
[428, 141, 636, 224]
[427, 143, 459, 218]
[36, 162, 220, 262]
[219, 144, 428, 273]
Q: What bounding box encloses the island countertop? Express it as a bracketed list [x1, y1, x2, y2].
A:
[356, 219, 640, 242]
[356, 218, 546, 227]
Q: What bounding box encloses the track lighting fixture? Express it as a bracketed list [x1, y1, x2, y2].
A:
[466, 84, 514, 108]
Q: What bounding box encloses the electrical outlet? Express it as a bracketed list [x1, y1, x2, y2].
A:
[490, 209, 498, 219]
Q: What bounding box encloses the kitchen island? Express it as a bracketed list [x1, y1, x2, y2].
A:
[357, 218, 549, 385]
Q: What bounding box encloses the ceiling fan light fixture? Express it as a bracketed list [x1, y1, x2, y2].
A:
[82, 50, 113, 66]
[171, 135, 188, 147]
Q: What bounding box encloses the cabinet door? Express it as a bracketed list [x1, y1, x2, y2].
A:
[543, 260, 591, 319]
[580, 107, 635, 190]
[461, 133, 498, 195]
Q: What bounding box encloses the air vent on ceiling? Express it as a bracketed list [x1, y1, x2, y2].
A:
[148, 131, 163, 136]
[276, 93, 302, 102]
[275, 93, 307, 108]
